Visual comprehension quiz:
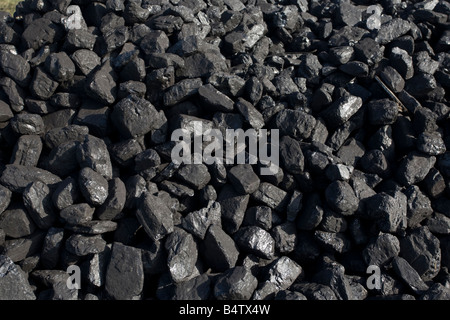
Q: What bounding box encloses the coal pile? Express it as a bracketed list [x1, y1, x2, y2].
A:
[0, 0, 450, 301]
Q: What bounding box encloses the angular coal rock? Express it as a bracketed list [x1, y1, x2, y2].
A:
[176, 164, 211, 190]
[160, 180, 194, 198]
[45, 141, 80, 177]
[0, 51, 31, 87]
[96, 178, 126, 221]
[111, 95, 161, 139]
[271, 222, 297, 253]
[217, 184, 249, 234]
[297, 193, 323, 231]
[235, 98, 265, 130]
[291, 282, 338, 300]
[40, 227, 64, 269]
[421, 283, 450, 301]
[0, 185, 12, 215]
[3, 231, 45, 263]
[45, 52, 76, 82]
[0, 205, 36, 238]
[274, 109, 316, 140]
[363, 233, 400, 267]
[44, 125, 89, 149]
[396, 152, 436, 186]
[23, 181, 56, 229]
[214, 266, 258, 300]
[165, 227, 198, 283]
[359, 149, 390, 178]
[85, 62, 117, 105]
[400, 226, 441, 281]
[427, 213, 450, 235]
[136, 192, 174, 242]
[65, 234, 106, 256]
[109, 138, 144, 168]
[52, 177, 80, 210]
[404, 185, 433, 228]
[365, 192, 407, 233]
[78, 168, 109, 207]
[105, 242, 143, 300]
[252, 182, 289, 212]
[0, 255, 36, 300]
[314, 231, 350, 254]
[390, 47, 414, 80]
[417, 132, 446, 156]
[228, 164, 260, 195]
[139, 30, 170, 55]
[367, 99, 399, 125]
[243, 206, 272, 230]
[406, 73, 437, 97]
[10, 113, 45, 136]
[182, 201, 221, 239]
[77, 135, 113, 179]
[202, 224, 239, 272]
[172, 273, 211, 300]
[60, 203, 95, 225]
[313, 263, 353, 300]
[234, 226, 275, 259]
[325, 180, 359, 216]
[0, 99, 14, 122]
[279, 136, 304, 175]
[71, 49, 101, 76]
[379, 66, 405, 93]
[393, 256, 429, 295]
[322, 95, 363, 128]
[65, 220, 117, 235]
[11, 135, 43, 167]
[30, 67, 59, 100]
[375, 18, 411, 45]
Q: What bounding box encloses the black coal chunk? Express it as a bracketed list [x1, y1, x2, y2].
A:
[65, 234, 106, 257]
[22, 181, 56, 229]
[392, 256, 429, 295]
[165, 227, 198, 283]
[202, 224, 239, 272]
[214, 266, 258, 300]
[228, 164, 260, 195]
[105, 242, 143, 300]
[0, 255, 36, 300]
[78, 168, 109, 207]
[234, 226, 275, 259]
[363, 233, 400, 266]
[136, 192, 174, 242]
[0, 204, 35, 238]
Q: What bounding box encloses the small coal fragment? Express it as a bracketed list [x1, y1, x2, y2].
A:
[274, 109, 316, 140]
[182, 201, 221, 239]
[325, 181, 359, 216]
[52, 177, 80, 210]
[228, 164, 260, 195]
[0, 205, 36, 238]
[165, 227, 198, 283]
[40, 227, 64, 269]
[322, 95, 363, 128]
[214, 266, 258, 300]
[60, 203, 95, 225]
[217, 184, 249, 234]
[367, 99, 399, 125]
[173, 273, 211, 300]
[0, 255, 36, 300]
[78, 168, 109, 207]
[202, 224, 239, 272]
[23, 181, 56, 230]
[400, 226, 441, 281]
[65, 234, 106, 257]
[243, 206, 272, 230]
[314, 231, 350, 254]
[365, 192, 407, 233]
[176, 164, 211, 190]
[234, 226, 275, 259]
[96, 178, 126, 221]
[11, 135, 42, 167]
[404, 185, 433, 227]
[252, 182, 289, 212]
[77, 135, 113, 179]
[396, 152, 436, 186]
[105, 242, 143, 300]
[392, 256, 429, 295]
[363, 233, 400, 266]
[136, 192, 174, 242]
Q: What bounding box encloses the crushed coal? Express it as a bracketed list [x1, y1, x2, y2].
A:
[0, 0, 449, 301]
